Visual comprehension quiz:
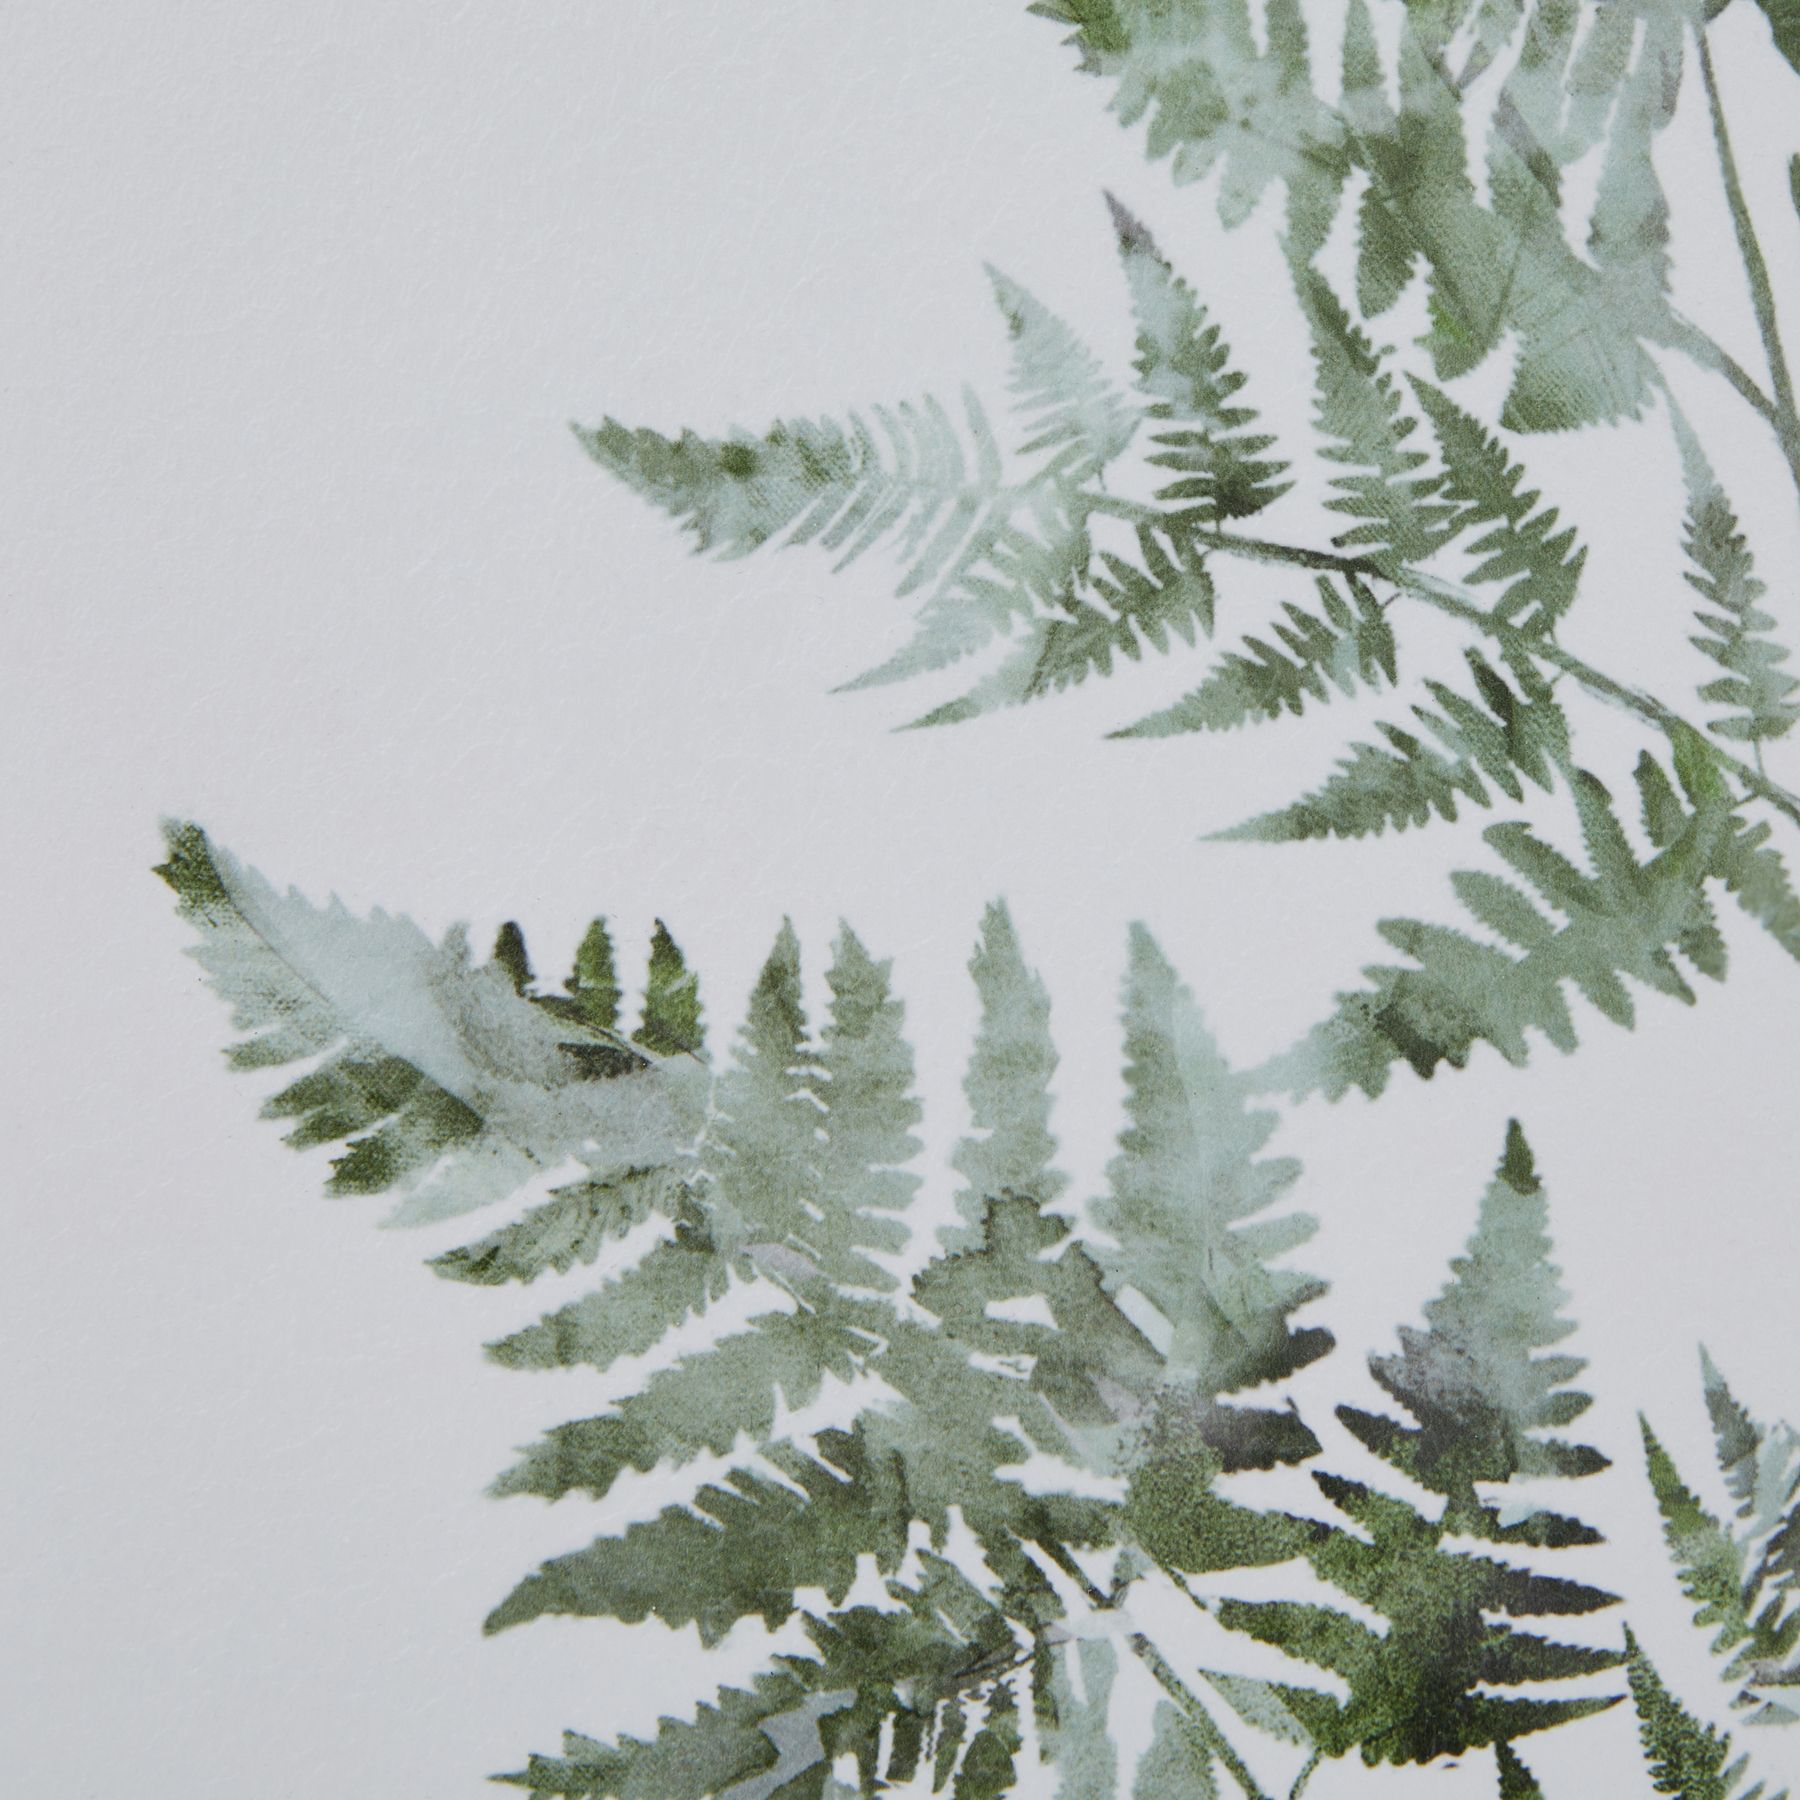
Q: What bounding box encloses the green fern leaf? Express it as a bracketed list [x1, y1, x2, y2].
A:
[988, 266, 1138, 483]
[1116, 575, 1395, 739]
[1110, 196, 1290, 521]
[1221, 1125, 1621, 1767]
[945, 901, 1066, 1248]
[1028, 0, 1349, 252]
[429, 1165, 689, 1288]
[1268, 756, 1740, 1099]
[1676, 421, 1800, 746]
[154, 821, 701, 1227]
[1036, 0, 1680, 430]
[904, 522, 1215, 727]
[636, 921, 704, 1057]
[1217, 651, 1570, 843]
[1627, 1634, 1787, 1800]
[1340, 1121, 1609, 1530]
[482, 1196, 731, 1373]
[1644, 1354, 1800, 1725]
[1099, 924, 1331, 1404]
[1295, 269, 1458, 571]
[1413, 380, 1586, 632]
[489, 1301, 876, 1505]
[485, 1429, 906, 1644]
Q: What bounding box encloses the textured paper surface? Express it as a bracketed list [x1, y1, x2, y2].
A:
[8, 4, 1800, 1794]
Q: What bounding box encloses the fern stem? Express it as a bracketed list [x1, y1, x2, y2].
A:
[1665, 314, 1780, 428]
[1088, 499, 1800, 833]
[1697, 29, 1800, 510]
[1037, 1542, 1271, 1800]
[1288, 1749, 1322, 1799]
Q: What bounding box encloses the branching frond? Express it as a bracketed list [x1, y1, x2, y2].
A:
[1267, 751, 1742, 1099]
[1117, 575, 1395, 740]
[1217, 651, 1570, 843]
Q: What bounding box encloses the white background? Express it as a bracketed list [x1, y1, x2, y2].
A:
[5, 2, 1799, 1793]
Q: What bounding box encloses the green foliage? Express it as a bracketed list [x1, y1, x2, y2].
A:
[637, 920, 705, 1057]
[1218, 1122, 1620, 1769]
[1118, 575, 1396, 740]
[1413, 381, 1586, 634]
[944, 900, 1065, 1249]
[1267, 750, 1747, 1099]
[1643, 1354, 1800, 1726]
[1111, 196, 1289, 523]
[1677, 421, 1799, 747]
[1098, 925, 1330, 1410]
[184, 830, 1800, 1791]
[1627, 1635, 1789, 1800]
[1033, 0, 1687, 432]
[1296, 270, 1456, 573]
[1218, 651, 1569, 843]
[154, 821, 701, 1230]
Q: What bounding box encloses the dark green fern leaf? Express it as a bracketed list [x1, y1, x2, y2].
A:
[1110, 195, 1290, 521]
[1340, 1121, 1610, 1533]
[1413, 379, 1586, 633]
[1217, 651, 1570, 843]
[1117, 575, 1395, 739]
[1627, 1634, 1787, 1800]
[1221, 1126, 1621, 1768]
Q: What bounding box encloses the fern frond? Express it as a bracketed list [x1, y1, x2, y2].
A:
[1034, 0, 1679, 431]
[1627, 1634, 1788, 1800]
[1098, 925, 1331, 1406]
[1220, 1125, 1621, 1768]
[1268, 755, 1741, 1099]
[945, 900, 1066, 1251]
[988, 265, 1139, 482]
[1028, 0, 1349, 251]
[1676, 421, 1800, 747]
[482, 1197, 732, 1372]
[1644, 1354, 1800, 1726]
[1342, 1121, 1609, 1529]
[1111, 196, 1290, 521]
[1117, 575, 1395, 739]
[491, 1300, 877, 1504]
[905, 521, 1215, 728]
[1414, 380, 1586, 633]
[429, 1165, 690, 1288]
[486, 1429, 905, 1643]
[154, 821, 701, 1228]
[1219, 651, 1570, 844]
[1296, 270, 1458, 571]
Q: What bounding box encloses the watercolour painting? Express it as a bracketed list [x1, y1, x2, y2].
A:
[8, 2, 1800, 1795]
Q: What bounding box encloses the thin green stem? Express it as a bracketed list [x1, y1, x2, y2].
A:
[1090, 498, 1800, 834]
[1289, 1749, 1322, 1799]
[1698, 30, 1800, 510]
[1038, 1542, 1271, 1800]
[1665, 313, 1780, 427]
